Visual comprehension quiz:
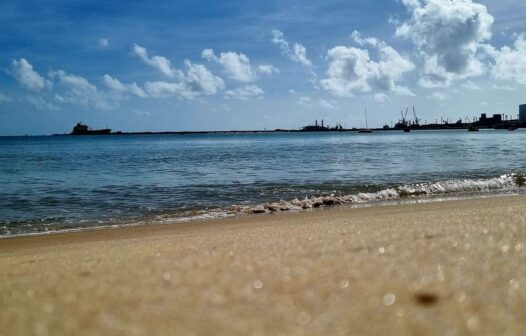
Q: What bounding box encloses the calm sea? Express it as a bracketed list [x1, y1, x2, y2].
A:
[1, 130, 525, 236]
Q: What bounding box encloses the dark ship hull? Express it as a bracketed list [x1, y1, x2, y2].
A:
[71, 129, 112, 135]
[70, 122, 111, 135]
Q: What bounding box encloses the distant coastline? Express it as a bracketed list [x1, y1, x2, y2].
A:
[53, 108, 526, 136]
[53, 123, 525, 137]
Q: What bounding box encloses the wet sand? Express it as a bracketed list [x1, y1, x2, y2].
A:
[1, 196, 526, 335]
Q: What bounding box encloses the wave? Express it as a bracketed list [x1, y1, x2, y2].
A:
[2, 173, 524, 237]
[153, 173, 525, 223]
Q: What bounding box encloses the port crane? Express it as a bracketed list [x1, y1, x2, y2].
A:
[412, 106, 420, 126]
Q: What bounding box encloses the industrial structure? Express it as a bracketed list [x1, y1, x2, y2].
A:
[520, 104, 526, 123]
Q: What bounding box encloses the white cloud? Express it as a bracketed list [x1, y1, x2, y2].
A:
[225, 85, 264, 100]
[351, 31, 381, 47]
[202, 49, 257, 82]
[297, 96, 312, 106]
[297, 96, 338, 109]
[428, 91, 450, 101]
[183, 60, 224, 95]
[396, 0, 494, 87]
[144, 81, 187, 99]
[271, 29, 312, 67]
[26, 95, 59, 111]
[257, 64, 279, 75]
[145, 60, 224, 99]
[10, 58, 50, 91]
[49, 69, 111, 110]
[461, 80, 481, 90]
[491, 84, 514, 91]
[49, 70, 97, 93]
[132, 43, 178, 78]
[99, 38, 109, 48]
[321, 32, 414, 97]
[491, 35, 526, 84]
[202, 49, 278, 82]
[103, 74, 147, 97]
[318, 99, 338, 110]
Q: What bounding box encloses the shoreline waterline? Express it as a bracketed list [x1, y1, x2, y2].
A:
[0, 190, 523, 240]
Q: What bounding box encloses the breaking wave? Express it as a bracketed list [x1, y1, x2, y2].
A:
[153, 173, 525, 223]
[2, 173, 524, 237]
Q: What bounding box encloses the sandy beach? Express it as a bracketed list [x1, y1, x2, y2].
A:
[1, 195, 525, 335]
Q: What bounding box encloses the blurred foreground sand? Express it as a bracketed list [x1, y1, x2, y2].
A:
[1, 196, 526, 335]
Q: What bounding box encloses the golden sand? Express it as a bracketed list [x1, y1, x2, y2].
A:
[1, 196, 526, 335]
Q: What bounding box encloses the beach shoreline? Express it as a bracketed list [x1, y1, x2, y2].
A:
[1, 195, 526, 335]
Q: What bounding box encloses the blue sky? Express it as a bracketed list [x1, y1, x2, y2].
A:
[1, 0, 526, 135]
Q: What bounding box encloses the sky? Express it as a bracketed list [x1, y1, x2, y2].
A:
[1, 0, 526, 135]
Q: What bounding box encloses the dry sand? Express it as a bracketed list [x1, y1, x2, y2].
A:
[1, 196, 526, 336]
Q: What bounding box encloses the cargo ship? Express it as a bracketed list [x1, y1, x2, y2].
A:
[71, 122, 111, 135]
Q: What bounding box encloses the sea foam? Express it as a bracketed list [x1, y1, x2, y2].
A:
[155, 173, 524, 223]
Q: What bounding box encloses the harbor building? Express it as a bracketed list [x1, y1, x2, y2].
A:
[477, 113, 502, 126]
[520, 104, 526, 123]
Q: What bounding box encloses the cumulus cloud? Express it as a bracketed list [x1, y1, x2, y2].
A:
[10, 58, 51, 91]
[491, 35, 526, 84]
[202, 49, 257, 82]
[145, 60, 224, 99]
[143, 81, 186, 99]
[132, 43, 178, 78]
[321, 32, 414, 97]
[257, 65, 279, 75]
[225, 85, 264, 100]
[351, 31, 381, 47]
[183, 60, 225, 95]
[103, 74, 147, 97]
[396, 0, 494, 87]
[202, 49, 278, 82]
[271, 29, 312, 67]
[49, 69, 111, 110]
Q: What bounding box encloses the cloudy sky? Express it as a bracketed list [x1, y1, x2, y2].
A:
[1, 0, 526, 135]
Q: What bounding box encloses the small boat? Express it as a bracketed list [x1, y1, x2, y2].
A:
[468, 126, 479, 132]
[403, 127, 411, 133]
[358, 108, 373, 133]
[508, 126, 518, 131]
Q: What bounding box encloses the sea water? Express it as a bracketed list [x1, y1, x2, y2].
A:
[1, 129, 525, 236]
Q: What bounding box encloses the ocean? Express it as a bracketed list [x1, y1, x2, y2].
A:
[1, 129, 525, 236]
